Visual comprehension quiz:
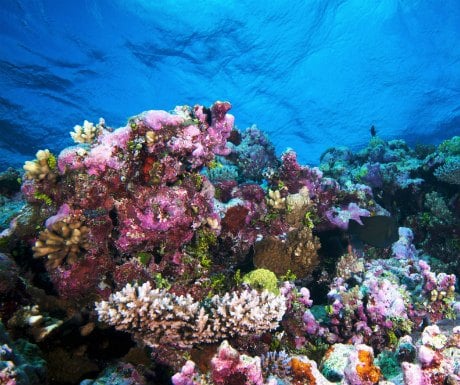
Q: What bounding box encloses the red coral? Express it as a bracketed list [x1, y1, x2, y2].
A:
[113, 260, 152, 289]
[51, 253, 113, 301]
[222, 205, 249, 236]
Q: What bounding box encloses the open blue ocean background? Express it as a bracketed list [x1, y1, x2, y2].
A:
[1, 0, 459, 168]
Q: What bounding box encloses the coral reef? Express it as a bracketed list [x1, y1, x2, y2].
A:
[1, 101, 459, 385]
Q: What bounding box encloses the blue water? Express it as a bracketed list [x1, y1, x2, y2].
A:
[1, 0, 459, 169]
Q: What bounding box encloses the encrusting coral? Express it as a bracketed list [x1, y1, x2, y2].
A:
[8, 100, 460, 384]
[95, 281, 287, 348]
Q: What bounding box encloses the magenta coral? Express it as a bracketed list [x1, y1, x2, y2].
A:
[211, 340, 266, 385]
[19, 101, 239, 303]
[171, 360, 201, 385]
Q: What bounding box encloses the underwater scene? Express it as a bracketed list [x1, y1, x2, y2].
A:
[0, 1, 459, 385]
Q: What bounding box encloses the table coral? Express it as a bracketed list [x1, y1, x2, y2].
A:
[9, 100, 460, 385]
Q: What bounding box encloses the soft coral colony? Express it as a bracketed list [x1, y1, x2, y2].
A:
[0, 102, 459, 385]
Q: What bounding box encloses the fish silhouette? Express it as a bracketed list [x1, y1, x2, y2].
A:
[348, 215, 398, 248]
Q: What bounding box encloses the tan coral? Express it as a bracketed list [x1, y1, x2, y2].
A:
[70, 119, 103, 144]
[285, 186, 312, 227]
[7, 305, 64, 342]
[253, 225, 321, 278]
[145, 130, 157, 146]
[266, 188, 286, 210]
[336, 252, 365, 280]
[23, 149, 57, 182]
[33, 218, 90, 269]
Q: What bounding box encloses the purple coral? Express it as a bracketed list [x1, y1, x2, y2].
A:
[232, 124, 278, 182]
[172, 360, 201, 385]
[325, 202, 371, 230]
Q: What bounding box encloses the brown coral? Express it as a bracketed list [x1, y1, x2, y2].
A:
[335, 252, 365, 280]
[33, 218, 90, 269]
[285, 186, 312, 227]
[253, 225, 320, 278]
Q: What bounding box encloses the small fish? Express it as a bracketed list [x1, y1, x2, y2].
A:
[370, 125, 377, 137]
[348, 215, 398, 248]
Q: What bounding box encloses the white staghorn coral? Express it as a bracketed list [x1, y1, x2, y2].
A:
[95, 281, 286, 348]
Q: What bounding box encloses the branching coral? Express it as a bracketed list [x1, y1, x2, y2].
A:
[95, 281, 286, 348]
[253, 225, 320, 277]
[23, 149, 57, 182]
[266, 189, 286, 210]
[32, 217, 90, 269]
[70, 119, 103, 144]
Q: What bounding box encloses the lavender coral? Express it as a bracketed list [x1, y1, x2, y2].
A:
[401, 325, 460, 385]
[7, 98, 460, 385]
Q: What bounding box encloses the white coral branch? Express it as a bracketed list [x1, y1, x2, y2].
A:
[95, 282, 286, 348]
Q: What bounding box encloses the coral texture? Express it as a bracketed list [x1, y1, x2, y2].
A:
[253, 225, 320, 277]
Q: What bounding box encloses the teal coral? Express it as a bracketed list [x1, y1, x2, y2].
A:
[438, 136, 460, 155]
[433, 155, 460, 184]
